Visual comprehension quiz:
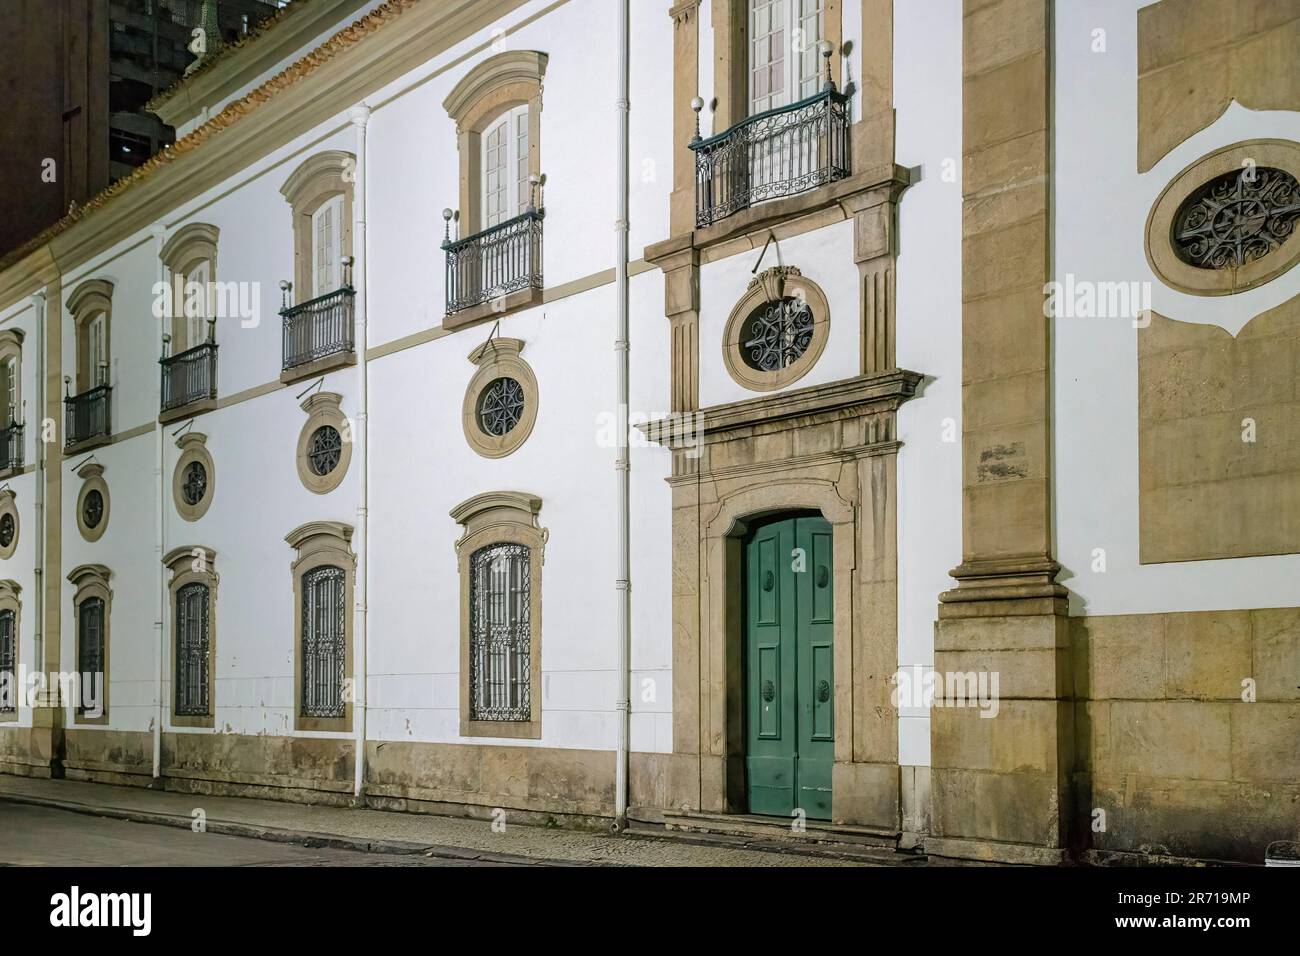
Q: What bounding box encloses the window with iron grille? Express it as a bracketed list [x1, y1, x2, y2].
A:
[77, 598, 105, 714]
[175, 582, 210, 717]
[469, 543, 531, 721]
[302, 565, 346, 718]
[0, 609, 15, 714]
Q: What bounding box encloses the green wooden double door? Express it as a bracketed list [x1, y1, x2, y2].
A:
[744, 514, 834, 820]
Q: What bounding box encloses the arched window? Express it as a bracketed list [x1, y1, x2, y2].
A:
[65, 279, 114, 450]
[441, 52, 547, 326]
[279, 151, 355, 301]
[452, 492, 546, 738]
[68, 564, 112, 725]
[443, 51, 546, 237]
[286, 521, 355, 732]
[159, 223, 220, 352]
[0, 580, 19, 719]
[164, 546, 218, 727]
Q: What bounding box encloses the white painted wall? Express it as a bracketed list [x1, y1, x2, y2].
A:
[1053, 0, 1300, 616]
[0, 301, 40, 730]
[892, 0, 963, 768]
[4, 0, 677, 756]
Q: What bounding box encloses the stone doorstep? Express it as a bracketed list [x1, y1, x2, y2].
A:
[648, 810, 923, 865]
[0, 790, 590, 868]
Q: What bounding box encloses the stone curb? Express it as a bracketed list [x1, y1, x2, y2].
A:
[0, 791, 599, 867]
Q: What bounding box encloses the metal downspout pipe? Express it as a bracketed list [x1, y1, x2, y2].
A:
[152, 223, 167, 782]
[351, 104, 371, 800]
[613, 0, 632, 830]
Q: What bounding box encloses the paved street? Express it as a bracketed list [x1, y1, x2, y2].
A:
[0, 777, 889, 867]
[0, 803, 512, 866]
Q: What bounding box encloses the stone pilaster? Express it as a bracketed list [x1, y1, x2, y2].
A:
[929, 0, 1072, 864]
[668, 0, 702, 237]
[847, 195, 897, 373]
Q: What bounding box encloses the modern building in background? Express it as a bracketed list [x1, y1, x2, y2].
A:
[0, 0, 1297, 867]
[0, 0, 288, 259]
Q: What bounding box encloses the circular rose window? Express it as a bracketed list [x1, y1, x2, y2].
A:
[1172, 167, 1299, 270]
[476, 376, 526, 437]
[181, 461, 208, 506]
[83, 489, 104, 529]
[1146, 140, 1300, 296]
[308, 425, 342, 476]
[739, 296, 815, 373]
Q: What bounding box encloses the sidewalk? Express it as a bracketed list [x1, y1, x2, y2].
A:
[0, 775, 892, 867]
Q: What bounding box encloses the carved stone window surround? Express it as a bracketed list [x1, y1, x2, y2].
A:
[1146, 139, 1300, 296]
[450, 491, 546, 740]
[164, 546, 218, 729]
[286, 521, 355, 734]
[173, 432, 216, 521]
[68, 563, 112, 726]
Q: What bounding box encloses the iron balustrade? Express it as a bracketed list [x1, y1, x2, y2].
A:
[690, 86, 851, 228]
[443, 210, 544, 315]
[281, 287, 355, 371]
[65, 386, 112, 448]
[160, 341, 218, 412]
[0, 422, 22, 471]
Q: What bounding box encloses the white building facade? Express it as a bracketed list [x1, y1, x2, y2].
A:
[0, 0, 1296, 865]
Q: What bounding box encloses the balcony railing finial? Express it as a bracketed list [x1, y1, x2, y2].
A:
[279, 279, 292, 311]
[442, 208, 455, 249]
[342, 255, 354, 289]
[63, 375, 71, 398]
[690, 96, 704, 143]
[821, 40, 835, 92]
[527, 174, 542, 213]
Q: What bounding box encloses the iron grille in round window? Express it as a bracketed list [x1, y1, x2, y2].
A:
[741, 296, 814, 373]
[308, 425, 343, 476]
[476, 377, 525, 437]
[1173, 166, 1300, 270]
[83, 489, 104, 529]
[0, 513, 12, 549]
[181, 460, 208, 506]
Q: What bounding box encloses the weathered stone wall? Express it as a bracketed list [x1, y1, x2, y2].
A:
[1137, 0, 1300, 172]
[1073, 608, 1300, 863]
[1139, 303, 1300, 563]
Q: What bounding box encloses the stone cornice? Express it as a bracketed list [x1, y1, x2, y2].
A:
[150, 0, 374, 129]
[639, 370, 923, 447]
[644, 165, 915, 268]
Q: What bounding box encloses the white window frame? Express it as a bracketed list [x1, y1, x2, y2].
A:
[185, 258, 211, 349]
[748, 0, 824, 116]
[88, 313, 108, 387]
[2, 357, 17, 425]
[311, 195, 344, 299]
[480, 104, 530, 230]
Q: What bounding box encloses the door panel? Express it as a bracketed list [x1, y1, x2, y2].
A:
[745, 519, 798, 815]
[745, 514, 834, 821]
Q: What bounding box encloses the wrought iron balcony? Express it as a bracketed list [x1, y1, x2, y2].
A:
[442, 209, 544, 315]
[689, 85, 851, 228]
[281, 286, 355, 372]
[0, 422, 22, 472]
[160, 340, 218, 413]
[65, 385, 111, 448]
